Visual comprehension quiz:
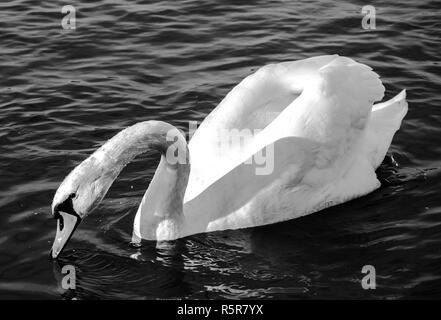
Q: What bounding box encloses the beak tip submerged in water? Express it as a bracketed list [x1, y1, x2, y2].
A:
[50, 248, 58, 260]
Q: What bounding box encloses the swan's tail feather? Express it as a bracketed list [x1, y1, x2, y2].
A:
[372, 89, 407, 114]
[364, 90, 408, 169]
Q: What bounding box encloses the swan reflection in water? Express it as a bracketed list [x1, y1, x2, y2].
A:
[52, 239, 190, 300]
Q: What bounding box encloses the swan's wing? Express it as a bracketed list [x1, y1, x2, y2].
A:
[190, 55, 339, 141]
[364, 90, 408, 169]
[293, 56, 385, 167]
[184, 136, 321, 230]
[187, 55, 339, 200]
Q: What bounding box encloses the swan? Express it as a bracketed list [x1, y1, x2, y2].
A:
[50, 55, 408, 258]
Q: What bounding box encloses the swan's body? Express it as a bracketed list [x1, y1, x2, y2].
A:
[51, 55, 407, 258]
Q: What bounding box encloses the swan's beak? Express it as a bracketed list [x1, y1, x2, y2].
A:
[51, 210, 81, 259]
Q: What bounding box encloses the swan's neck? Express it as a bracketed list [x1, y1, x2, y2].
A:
[133, 153, 190, 241]
[77, 121, 190, 241]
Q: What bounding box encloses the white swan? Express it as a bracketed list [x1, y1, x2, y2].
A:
[50, 55, 407, 258]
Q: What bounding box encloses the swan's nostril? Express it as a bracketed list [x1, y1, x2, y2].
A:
[59, 215, 64, 231]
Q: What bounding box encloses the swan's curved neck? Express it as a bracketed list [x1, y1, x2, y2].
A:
[85, 121, 190, 232]
[100, 121, 189, 172]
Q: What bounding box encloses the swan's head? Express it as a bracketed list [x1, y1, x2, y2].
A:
[50, 155, 117, 259]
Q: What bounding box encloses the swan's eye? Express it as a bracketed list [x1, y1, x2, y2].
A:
[69, 193, 76, 199]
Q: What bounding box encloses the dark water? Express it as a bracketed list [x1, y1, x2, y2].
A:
[1, 0, 441, 299]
